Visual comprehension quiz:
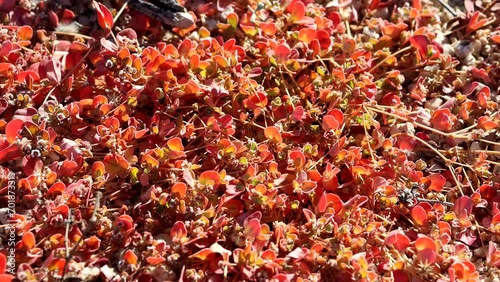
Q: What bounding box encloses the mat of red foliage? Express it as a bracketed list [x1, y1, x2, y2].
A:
[1, 0, 500, 281]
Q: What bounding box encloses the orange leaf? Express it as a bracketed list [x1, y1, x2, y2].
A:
[289, 1, 305, 23]
[351, 166, 369, 176]
[411, 205, 429, 226]
[298, 28, 316, 44]
[184, 79, 200, 94]
[123, 250, 138, 265]
[227, 12, 238, 28]
[167, 137, 184, 151]
[190, 248, 214, 260]
[264, 126, 282, 143]
[260, 22, 276, 37]
[381, 23, 408, 39]
[491, 34, 500, 44]
[21, 232, 36, 250]
[199, 170, 221, 188]
[412, 0, 421, 11]
[46, 181, 65, 197]
[143, 154, 159, 168]
[147, 256, 166, 265]
[213, 55, 228, 68]
[48, 258, 66, 276]
[103, 154, 130, 177]
[17, 26, 33, 41]
[91, 161, 106, 178]
[415, 235, 437, 252]
[172, 183, 187, 198]
[0, 63, 14, 73]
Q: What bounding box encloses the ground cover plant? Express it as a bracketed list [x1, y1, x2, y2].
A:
[0, 0, 500, 281]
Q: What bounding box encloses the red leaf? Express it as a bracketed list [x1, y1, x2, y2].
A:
[291, 106, 305, 121]
[0, 0, 15, 11]
[423, 173, 446, 192]
[430, 108, 456, 132]
[43, 59, 63, 84]
[47, 10, 59, 27]
[454, 196, 473, 218]
[476, 86, 490, 109]
[16, 70, 40, 83]
[59, 160, 79, 177]
[100, 38, 118, 52]
[275, 44, 291, 64]
[178, 39, 193, 57]
[147, 256, 166, 265]
[244, 218, 261, 239]
[477, 116, 498, 130]
[316, 30, 332, 50]
[171, 221, 188, 240]
[0, 144, 22, 163]
[322, 110, 344, 131]
[467, 11, 488, 33]
[92, 1, 114, 29]
[409, 35, 431, 57]
[412, 0, 421, 11]
[385, 231, 411, 251]
[417, 248, 436, 263]
[288, 150, 306, 170]
[0, 252, 7, 274]
[260, 22, 276, 37]
[117, 28, 138, 41]
[302, 208, 315, 222]
[47, 181, 66, 197]
[6, 119, 24, 144]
